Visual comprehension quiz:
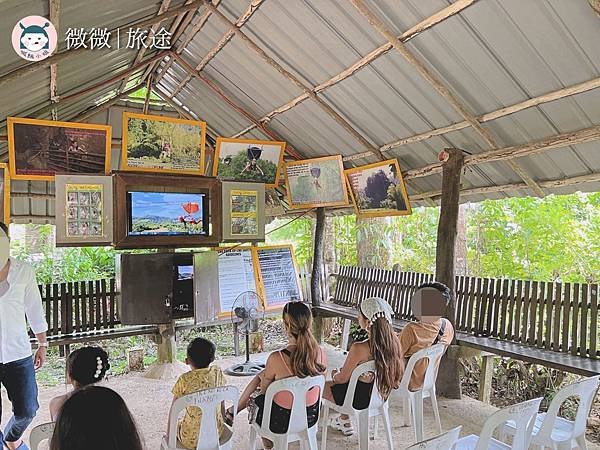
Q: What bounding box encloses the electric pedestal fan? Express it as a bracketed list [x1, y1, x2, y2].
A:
[226, 291, 266, 376]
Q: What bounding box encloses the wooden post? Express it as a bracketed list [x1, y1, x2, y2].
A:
[311, 207, 326, 343]
[435, 148, 464, 399]
[478, 355, 495, 404]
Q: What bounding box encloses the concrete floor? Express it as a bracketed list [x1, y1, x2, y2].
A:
[3, 346, 599, 449]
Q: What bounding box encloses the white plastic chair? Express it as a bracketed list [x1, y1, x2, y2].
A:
[500, 375, 599, 450]
[321, 360, 393, 450]
[248, 374, 325, 450]
[30, 422, 55, 450]
[395, 343, 446, 443]
[406, 426, 462, 450]
[455, 397, 543, 450]
[161, 385, 239, 450]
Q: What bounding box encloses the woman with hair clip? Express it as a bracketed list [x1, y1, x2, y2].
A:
[49, 346, 110, 420]
[323, 297, 404, 436]
[226, 301, 327, 449]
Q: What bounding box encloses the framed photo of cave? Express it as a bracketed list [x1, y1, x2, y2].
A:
[213, 138, 285, 188]
[55, 174, 113, 247]
[112, 172, 221, 249]
[284, 155, 348, 209]
[222, 181, 266, 242]
[121, 112, 206, 175]
[0, 163, 11, 224]
[7, 117, 111, 181]
[345, 159, 411, 218]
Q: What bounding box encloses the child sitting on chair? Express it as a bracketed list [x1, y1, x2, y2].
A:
[49, 346, 110, 420]
[168, 337, 227, 450]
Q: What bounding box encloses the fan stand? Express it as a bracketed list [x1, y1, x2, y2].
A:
[225, 332, 265, 376]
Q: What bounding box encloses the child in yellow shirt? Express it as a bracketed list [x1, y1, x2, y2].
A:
[169, 337, 227, 449]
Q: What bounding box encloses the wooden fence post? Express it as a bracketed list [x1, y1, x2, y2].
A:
[435, 148, 465, 399]
[311, 207, 326, 343]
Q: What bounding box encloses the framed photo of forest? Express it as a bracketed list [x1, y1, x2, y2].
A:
[345, 159, 411, 218]
[0, 163, 10, 224]
[284, 155, 348, 209]
[121, 112, 206, 175]
[7, 117, 111, 181]
[213, 137, 285, 188]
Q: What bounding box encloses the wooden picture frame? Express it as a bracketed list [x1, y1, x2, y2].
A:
[345, 159, 412, 218]
[121, 112, 206, 175]
[0, 163, 10, 224]
[213, 137, 285, 188]
[113, 172, 221, 249]
[284, 155, 349, 209]
[55, 174, 113, 247]
[222, 181, 266, 242]
[7, 117, 111, 181]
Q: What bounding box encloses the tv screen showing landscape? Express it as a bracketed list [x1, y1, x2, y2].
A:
[127, 191, 207, 236]
[177, 265, 194, 280]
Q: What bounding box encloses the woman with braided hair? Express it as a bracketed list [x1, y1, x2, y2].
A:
[49, 346, 110, 420]
[323, 297, 404, 436]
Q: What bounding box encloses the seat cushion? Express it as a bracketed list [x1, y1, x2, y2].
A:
[455, 434, 511, 450]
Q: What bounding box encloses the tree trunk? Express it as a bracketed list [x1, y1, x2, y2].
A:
[311, 208, 326, 342]
[356, 216, 393, 268]
[455, 203, 468, 276]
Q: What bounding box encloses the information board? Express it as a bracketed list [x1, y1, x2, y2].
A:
[255, 245, 302, 309]
[216, 248, 258, 316]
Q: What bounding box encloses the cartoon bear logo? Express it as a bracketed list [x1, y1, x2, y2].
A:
[19, 22, 50, 52]
[12, 16, 57, 61]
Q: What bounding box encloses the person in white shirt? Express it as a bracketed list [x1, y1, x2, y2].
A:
[0, 222, 48, 450]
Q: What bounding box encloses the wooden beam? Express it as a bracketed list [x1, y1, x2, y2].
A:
[117, 0, 172, 94]
[0, 0, 206, 88]
[349, 0, 545, 197]
[311, 207, 326, 343]
[75, 83, 144, 122]
[171, 52, 304, 160]
[153, 86, 196, 120]
[231, 0, 478, 138]
[434, 148, 464, 399]
[201, 0, 386, 161]
[171, 0, 266, 97]
[143, 75, 153, 114]
[49, 0, 60, 121]
[154, 0, 222, 86]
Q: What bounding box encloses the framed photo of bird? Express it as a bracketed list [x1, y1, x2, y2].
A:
[345, 159, 412, 218]
[212, 137, 285, 188]
[284, 155, 349, 209]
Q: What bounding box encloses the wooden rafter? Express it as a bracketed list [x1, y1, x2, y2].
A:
[154, 0, 222, 86]
[232, 0, 478, 138]
[49, 0, 60, 121]
[75, 83, 144, 122]
[171, 0, 266, 98]
[349, 0, 546, 197]
[142, 75, 153, 114]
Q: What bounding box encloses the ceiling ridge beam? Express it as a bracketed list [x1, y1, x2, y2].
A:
[230, 0, 477, 138]
[171, 52, 303, 160]
[171, 0, 266, 98]
[0, 0, 207, 88]
[154, 0, 222, 86]
[49, 0, 60, 120]
[350, 0, 545, 197]
[403, 125, 600, 180]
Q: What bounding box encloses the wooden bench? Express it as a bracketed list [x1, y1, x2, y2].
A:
[313, 265, 600, 401]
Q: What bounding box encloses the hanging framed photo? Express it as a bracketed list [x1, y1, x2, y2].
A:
[284, 155, 348, 209]
[222, 181, 265, 242]
[213, 137, 285, 188]
[0, 163, 11, 224]
[55, 174, 113, 247]
[121, 112, 206, 175]
[345, 159, 412, 218]
[7, 117, 111, 181]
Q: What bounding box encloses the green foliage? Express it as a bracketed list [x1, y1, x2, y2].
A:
[217, 152, 277, 184]
[331, 216, 358, 266]
[266, 217, 313, 268]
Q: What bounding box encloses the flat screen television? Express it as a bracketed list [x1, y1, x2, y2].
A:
[127, 191, 209, 237]
[113, 172, 222, 249]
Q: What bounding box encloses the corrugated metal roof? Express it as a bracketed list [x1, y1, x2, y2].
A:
[2, 0, 600, 224]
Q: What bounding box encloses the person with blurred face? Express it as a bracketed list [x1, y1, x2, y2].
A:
[0, 222, 49, 450]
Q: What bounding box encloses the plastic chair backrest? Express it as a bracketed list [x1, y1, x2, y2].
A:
[537, 375, 600, 440]
[406, 426, 462, 450]
[261, 374, 325, 435]
[398, 344, 446, 392]
[339, 360, 382, 411]
[477, 397, 542, 450]
[30, 422, 55, 450]
[166, 385, 239, 450]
